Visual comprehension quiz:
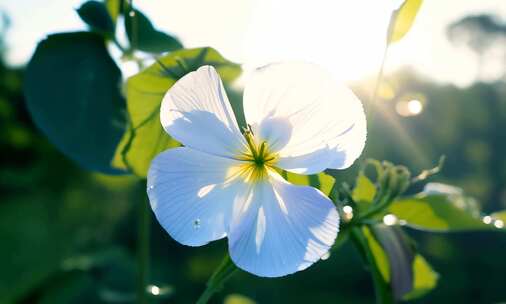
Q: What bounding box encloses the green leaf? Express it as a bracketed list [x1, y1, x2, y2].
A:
[125, 9, 183, 53]
[370, 225, 415, 300]
[224, 294, 256, 304]
[113, 47, 241, 176]
[388, 194, 502, 232]
[350, 227, 393, 303]
[388, 0, 423, 44]
[403, 255, 439, 300]
[351, 170, 381, 215]
[281, 170, 335, 196]
[352, 172, 377, 204]
[105, 0, 121, 24]
[24, 32, 127, 174]
[362, 225, 390, 282]
[364, 224, 439, 301]
[77, 1, 115, 35]
[491, 210, 506, 222]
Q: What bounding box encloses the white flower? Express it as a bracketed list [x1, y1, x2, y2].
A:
[147, 62, 366, 277]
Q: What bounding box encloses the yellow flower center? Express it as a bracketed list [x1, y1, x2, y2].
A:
[235, 130, 278, 183]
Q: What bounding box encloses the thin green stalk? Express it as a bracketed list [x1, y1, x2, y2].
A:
[137, 194, 151, 304]
[350, 227, 393, 304]
[197, 254, 238, 304]
[356, 192, 394, 222]
[371, 44, 390, 105]
[112, 37, 128, 54]
[370, 10, 396, 120]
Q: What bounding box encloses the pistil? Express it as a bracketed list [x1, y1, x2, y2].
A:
[235, 130, 279, 183]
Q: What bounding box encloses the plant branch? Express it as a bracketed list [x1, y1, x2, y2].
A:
[197, 254, 238, 304]
[356, 192, 395, 222]
[371, 44, 390, 104]
[350, 227, 393, 304]
[137, 190, 151, 304]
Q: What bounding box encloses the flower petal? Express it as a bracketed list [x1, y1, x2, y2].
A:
[147, 147, 247, 246]
[243, 62, 366, 174]
[161, 65, 245, 158]
[228, 171, 339, 277]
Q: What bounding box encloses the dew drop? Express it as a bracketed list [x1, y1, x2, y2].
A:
[147, 285, 160, 295]
[193, 219, 201, 229]
[342, 205, 353, 214]
[483, 215, 492, 224]
[494, 219, 504, 229]
[342, 205, 354, 221]
[129, 10, 135, 17]
[383, 214, 398, 226]
[147, 185, 155, 191]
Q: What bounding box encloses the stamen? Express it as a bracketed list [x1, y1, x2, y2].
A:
[244, 131, 259, 160]
[258, 142, 266, 160]
[264, 155, 277, 162]
[237, 131, 279, 183]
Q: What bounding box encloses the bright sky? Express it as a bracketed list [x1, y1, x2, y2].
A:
[1, 0, 505, 86]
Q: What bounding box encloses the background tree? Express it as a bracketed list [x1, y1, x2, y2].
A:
[446, 14, 506, 80]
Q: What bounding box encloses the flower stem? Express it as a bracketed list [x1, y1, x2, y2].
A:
[356, 192, 393, 222]
[350, 227, 393, 304]
[137, 194, 151, 304]
[196, 254, 238, 304]
[371, 43, 390, 105]
[369, 11, 396, 122]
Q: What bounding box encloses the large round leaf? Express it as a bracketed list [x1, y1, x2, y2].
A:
[24, 32, 126, 174]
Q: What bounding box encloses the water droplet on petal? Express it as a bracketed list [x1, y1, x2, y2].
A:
[147, 185, 155, 191]
[193, 219, 201, 229]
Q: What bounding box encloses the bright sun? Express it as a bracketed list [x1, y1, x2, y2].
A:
[242, 0, 397, 81]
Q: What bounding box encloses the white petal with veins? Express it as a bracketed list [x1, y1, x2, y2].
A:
[228, 171, 339, 277]
[148, 147, 248, 246]
[160, 65, 246, 158]
[243, 62, 366, 174]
